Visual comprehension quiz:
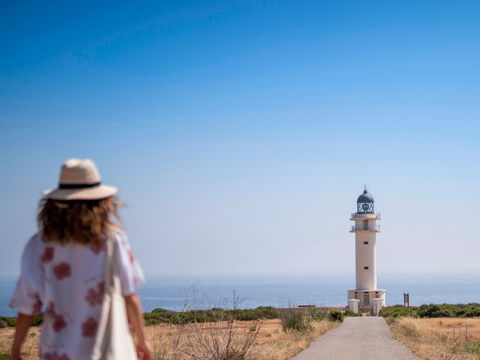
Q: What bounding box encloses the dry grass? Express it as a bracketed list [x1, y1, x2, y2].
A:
[0, 319, 336, 360]
[0, 326, 40, 359]
[145, 319, 337, 360]
[388, 317, 480, 360]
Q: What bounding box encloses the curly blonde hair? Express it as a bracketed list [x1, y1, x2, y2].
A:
[38, 196, 122, 245]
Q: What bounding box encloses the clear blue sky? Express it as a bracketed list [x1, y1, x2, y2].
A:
[1, 0, 480, 278]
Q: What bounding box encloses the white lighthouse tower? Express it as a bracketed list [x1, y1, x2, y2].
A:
[347, 187, 385, 314]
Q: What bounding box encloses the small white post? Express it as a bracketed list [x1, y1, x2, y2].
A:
[348, 299, 360, 314]
[373, 298, 383, 316]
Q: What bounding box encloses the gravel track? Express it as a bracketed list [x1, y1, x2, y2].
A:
[290, 317, 420, 360]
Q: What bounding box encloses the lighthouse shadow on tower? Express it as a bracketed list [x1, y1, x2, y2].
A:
[347, 188, 386, 315]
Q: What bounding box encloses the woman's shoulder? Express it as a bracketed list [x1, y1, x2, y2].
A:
[20, 233, 45, 262]
[110, 227, 129, 246]
[24, 233, 43, 250]
[26, 232, 64, 251]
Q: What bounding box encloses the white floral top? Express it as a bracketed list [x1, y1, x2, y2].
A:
[10, 230, 144, 360]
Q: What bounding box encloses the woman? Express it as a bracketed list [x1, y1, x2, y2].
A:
[9, 159, 152, 360]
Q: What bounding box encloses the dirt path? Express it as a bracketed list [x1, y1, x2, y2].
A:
[290, 317, 420, 360]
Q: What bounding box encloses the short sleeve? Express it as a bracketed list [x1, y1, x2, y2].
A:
[113, 231, 145, 296]
[10, 235, 43, 315]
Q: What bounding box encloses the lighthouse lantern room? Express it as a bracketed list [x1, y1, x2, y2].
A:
[347, 187, 386, 314]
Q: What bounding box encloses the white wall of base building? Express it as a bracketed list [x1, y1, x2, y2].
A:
[347, 289, 385, 308]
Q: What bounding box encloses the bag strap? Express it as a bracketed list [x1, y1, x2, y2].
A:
[104, 234, 115, 291]
[92, 233, 116, 360]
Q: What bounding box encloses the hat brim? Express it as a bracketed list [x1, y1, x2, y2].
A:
[43, 185, 118, 201]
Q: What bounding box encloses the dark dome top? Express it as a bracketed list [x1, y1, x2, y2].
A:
[357, 189, 374, 203]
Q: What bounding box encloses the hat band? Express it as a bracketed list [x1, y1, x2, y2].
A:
[58, 182, 101, 189]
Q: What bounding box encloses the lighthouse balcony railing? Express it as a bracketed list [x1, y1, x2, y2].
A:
[350, 225, 381, 232]
[350, 212, 381, 220]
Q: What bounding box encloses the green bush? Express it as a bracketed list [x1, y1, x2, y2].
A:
[380, 305, 417, 318]
[32, 314, 43, 326]
[418, 304, 451, 318]
[328, 309, 345, 322]
[254, 306, 280, 319]
[381, 304, 480, 319]
[306, 307, 328, 321]
[280, 309, 312, 332]
[143, 306, 281, 325]
[344, 310, 362, 317]
[0, 317, 17, 327]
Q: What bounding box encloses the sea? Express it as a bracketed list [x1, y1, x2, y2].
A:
[1, 273, 479, 317]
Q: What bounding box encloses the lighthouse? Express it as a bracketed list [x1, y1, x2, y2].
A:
[347, 187, 385, 314]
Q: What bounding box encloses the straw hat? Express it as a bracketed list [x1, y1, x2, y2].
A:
[44, 159, 117, 200]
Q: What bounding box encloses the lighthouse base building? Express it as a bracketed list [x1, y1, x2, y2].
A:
[347, 289, 386, 308]
[347, 189, 386, 315]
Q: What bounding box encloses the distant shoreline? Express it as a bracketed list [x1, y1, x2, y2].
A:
[3, 303, 480, 325]
[2, 274, 480, 317]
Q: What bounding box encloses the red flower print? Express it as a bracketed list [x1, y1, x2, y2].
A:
[128, 250, 135, 263]
[53, 262, 71, 280]
[45, 301, 67, 332]
[84, 281, 105, 306]
[89, 239, 105, 254]
[52, 315, 67, 332]
[82, 317, 98, 337]
[41, 246, 55, 263]
[85, 288, 98, 306]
